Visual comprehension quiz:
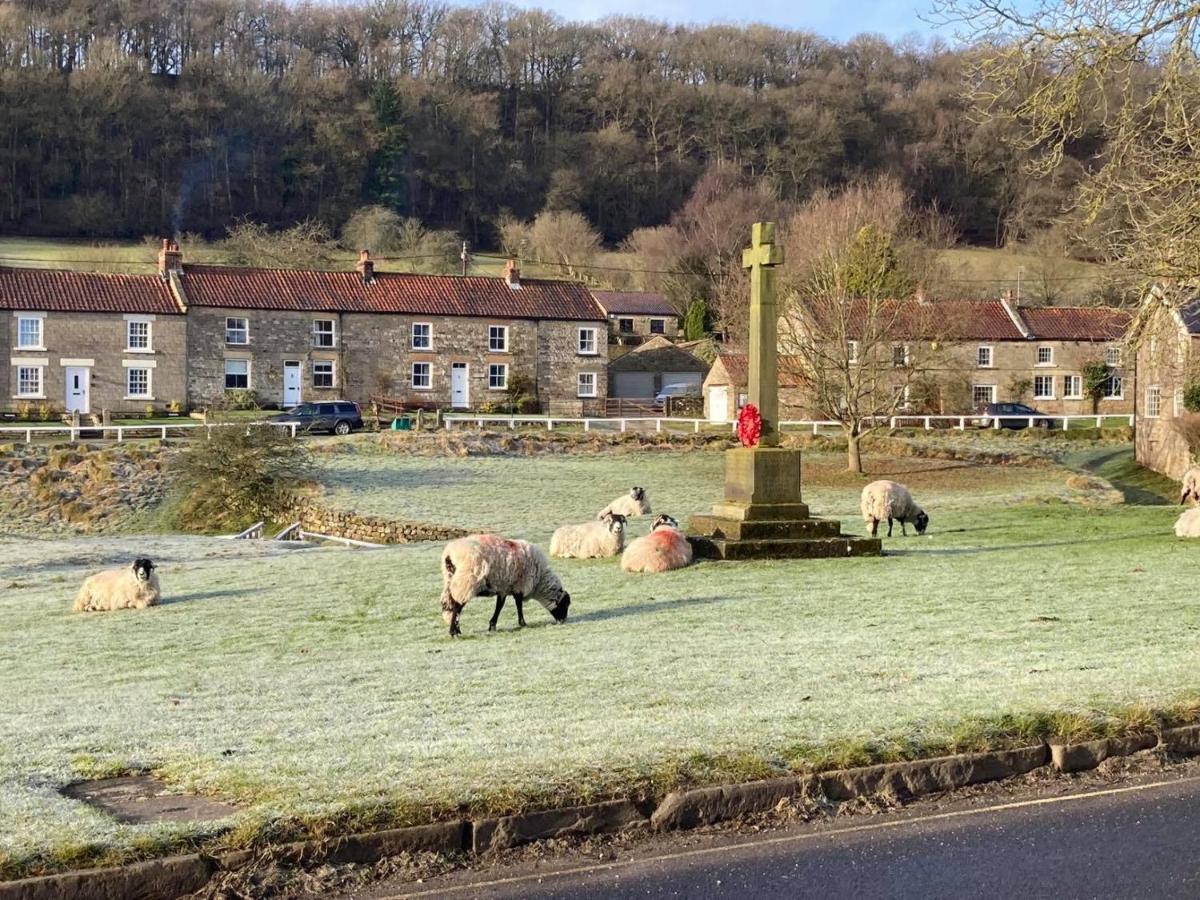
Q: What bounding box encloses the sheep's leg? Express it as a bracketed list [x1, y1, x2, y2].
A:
[900, 518, 908, 536]
[887, 517, 894, 537]
[514, 594, 526, 628]
[868, 518, 879, 537]
[488, 594, 506, 632]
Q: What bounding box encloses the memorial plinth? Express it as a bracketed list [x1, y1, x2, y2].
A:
[688, 447, 881, 560]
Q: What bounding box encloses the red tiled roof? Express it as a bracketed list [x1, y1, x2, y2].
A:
[592, 290, 678, 316]
[713, 353, 805, 387]
[1018, 306, 1131, 341]
[182, 266, 604, 321]
[839, 299, 1026, 341]
[0, 267, 181, 314]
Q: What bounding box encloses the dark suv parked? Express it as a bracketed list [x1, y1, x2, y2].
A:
[271, 401, 364, 435]
[973, 402, 1057, 430]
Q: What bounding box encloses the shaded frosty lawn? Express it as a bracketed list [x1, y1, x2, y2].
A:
[1, 449, 1194, 876]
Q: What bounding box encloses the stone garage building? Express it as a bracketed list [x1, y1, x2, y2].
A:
[179, 253, 609, 415]
[607, 336, 710, 400]
[1, 266, 187, 417]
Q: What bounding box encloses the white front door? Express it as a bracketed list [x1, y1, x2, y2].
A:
[64, 367, 90, 414]
[451, 363, 470, 409]
[283, 361, 302, 407]
[708, 386, 728, 424]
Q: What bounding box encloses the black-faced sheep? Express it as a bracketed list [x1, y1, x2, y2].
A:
[73, 558, 161, 612]
[860, 480, 929, 537]
[550, 512, 626, 559]
[620, 514, 694, 573]
[598, 487, 651, 519]
[440, 534, 570, 637]
[1181, 467, 1200, 505]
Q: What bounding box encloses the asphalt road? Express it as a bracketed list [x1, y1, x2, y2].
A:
[373, 775, 1200, 900]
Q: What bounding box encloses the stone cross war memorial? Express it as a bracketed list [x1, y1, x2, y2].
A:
[687, 222, 883, 560]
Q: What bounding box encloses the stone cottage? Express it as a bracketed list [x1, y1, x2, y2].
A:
[703, 298, 1132, 423]
[1132, 286, 1200, 479]
[592, 291, 680, 350]
[1, 265, 187, 417]
[177, 251, 609, 415]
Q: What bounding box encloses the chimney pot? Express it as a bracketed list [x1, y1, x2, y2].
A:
[158, 238, 183, 276]
[356, 249, 374, 284]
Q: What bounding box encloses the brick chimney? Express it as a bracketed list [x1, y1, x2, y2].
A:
[158, 239, 182, 276]
[356, 249, 374, 284]
[504, 258, 520, 289]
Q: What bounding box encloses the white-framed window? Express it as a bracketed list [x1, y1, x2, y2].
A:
[617, 317, 634, 333]
[577, 372, 597, 397]
[578, 327, 598, 355]
[15, 365, 43, 397]
[1105, 345, 1122, 367]
[1064, 375, 1083, 399]
[1036, 346, 1054, 366]
[847, 340, 859, 364]
[125, 318, 152, 352]
[16, 316, 43, 350]
[1033, 375, 1055, 399]
[892, 344, 909, 367]
[412, 362, 432, 390]
[224, 358, 249, 390]
[488, 325, 509, 352]
[411, 322, 432, 350]
[649, 318, 666, 334]
[1146, 385, 1162, 418]
[1103, 375, 1123, 399]
[313, 360, 334, 388]
[972, 384, 996, 407]
[126, 367, 152, 398]
[225, 317, 249, 345]
[976, 346, 993, 368]
[313, 319, 336, 348]
[488, 363, 508, 391]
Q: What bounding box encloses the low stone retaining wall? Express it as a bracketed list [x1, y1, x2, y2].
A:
[280, 498, 468, 545]
[4, 726, 1197, 900]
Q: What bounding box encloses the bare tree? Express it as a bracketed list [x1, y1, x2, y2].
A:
[779, 179, 956, 473]
[527, 210, 601, 279]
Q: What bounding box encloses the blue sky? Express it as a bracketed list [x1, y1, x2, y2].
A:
[513, 0, 945, 42]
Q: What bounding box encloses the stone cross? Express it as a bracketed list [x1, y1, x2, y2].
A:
[742, 222, 785, 447]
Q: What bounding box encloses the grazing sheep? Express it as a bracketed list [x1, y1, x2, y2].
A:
[550, 513, 627, 559]
[620, 514, 694, 573]
[440, 534, 571, 636]
[1180, 467, 1200, 505]
[860, 480, 929, 537]
[598, 487, 651, 520]
[1175, 508, 1200, 538]
[73, 558, 160, 612]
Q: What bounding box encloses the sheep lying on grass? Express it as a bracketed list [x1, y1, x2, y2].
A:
[440, 534, 571, 636]
[73, 558, 160, 612]
[550, 512, 626, 559]
[1175, 508, 1200, 538]
[1180, 467, 1200, 505]
[860, 480, 929, 537]
[598, 487, 651, 520]
[620, 514, 694, 573]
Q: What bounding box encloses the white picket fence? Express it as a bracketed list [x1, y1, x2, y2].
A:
[0, 420, 297, 443]
[443, 413, 1135, 434]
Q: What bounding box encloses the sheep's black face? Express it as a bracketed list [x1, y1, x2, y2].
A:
[652, 514, 679, 531]
[607, 514, 627, 536]
[631, 487, 645, 501]
[914, 511, 929, 535]
[132, 558, 156, 581]
[551, 593, 571, 623]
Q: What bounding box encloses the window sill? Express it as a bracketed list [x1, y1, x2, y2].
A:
[411, 345, 433, 351]
[577, 352, 600, 357]
[124, 396, 155, 401]
[16, 346, 46, 352]
[488, 349, 511, 354]
[124, 348, 154, 354]
[1035, 363, 1055, 367]
[1064, 396, 1083, 401]
[412, 386, 433, 392]
[13, 395, 45, 400]
[577, 394, 597, 399]
[976, 365, 993, 369]
[313, 345, 337, 350]
[488, 387, 508, 392]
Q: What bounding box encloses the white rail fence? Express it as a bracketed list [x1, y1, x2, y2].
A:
[0, 421, 297, 443]
[443, 413, 1135, 434]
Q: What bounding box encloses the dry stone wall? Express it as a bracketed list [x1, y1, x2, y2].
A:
[281, 498, 468, 545]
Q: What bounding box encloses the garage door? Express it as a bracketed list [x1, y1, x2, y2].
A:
[612, 372, 656, 398]
[662, 372, 703, 391]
